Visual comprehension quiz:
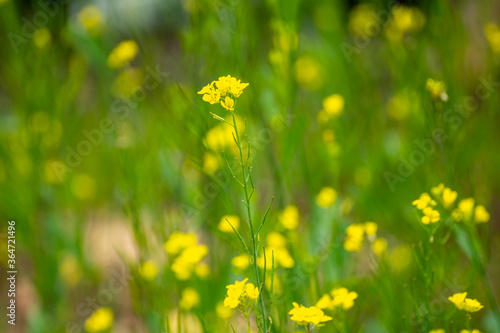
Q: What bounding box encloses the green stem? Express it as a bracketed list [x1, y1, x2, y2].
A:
[231, 112, 268, 332]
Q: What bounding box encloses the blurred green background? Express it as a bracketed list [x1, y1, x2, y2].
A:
[0, 0, 500, 332]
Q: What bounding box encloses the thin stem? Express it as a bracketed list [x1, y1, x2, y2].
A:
[231, 112, 268, 332]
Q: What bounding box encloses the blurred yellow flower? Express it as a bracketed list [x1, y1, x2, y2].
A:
[458, 198, 475, 220]
[198, 75, 248, 111]
[71, 174, 96, 201]
[139, 260, 159, 281]
[288, 302, 332, 326]
[385, 5, 425, 42]
[84, 307, 113, 333]
[33, 28, 51, 49]
[59, 255, 82, 287]
[474, 205, 490, 224]
[198, 81, 221, 104]
[203, 152, 219, 175]
[429, 330, 445, 333]
[431, 183, 445, 197]
[112, 68, 144, 98]
[322, 94, 344, 116]
[231, 254, 250, 270]
[294, 56, 323, 90]
[316, 187, 337, 208]
[372, 238, 388, 256]
[348, 4, 379, 39]
[364, 222, 378, 237]
[195, 263, 210, 278]
[344, 223, 364, 252]
[448, 292, 483, 313]
[216, 302, 233, 319]
[421, 207, 440, 224]
[412, 193, 436, 210]
[460, 330, 482, 333]
[426, 78, 448, 102]
[107, 40, 139, 69]
[224, 278, 259, 309]
[442, 187, 457, 208]
[279, 205, 300, 230]
[245, 283, 259, 300]
[485, 23, 500, 54]
[180, 288, 200, 310]
[218, 215, 240, 233]
[258, 232, 295, 269]
[331, 287, 358, 310]
[164, 232, 197, 255]
[78, 5, 104, 34]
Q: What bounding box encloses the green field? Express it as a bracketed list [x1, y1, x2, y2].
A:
[1, 0, 500, 332]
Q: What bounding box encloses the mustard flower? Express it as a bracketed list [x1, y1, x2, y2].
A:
[198, 75, 249, 111]
[231, 254, 251, 270]
[279, 204, 300, 230]
[78, 5, 104, 34]
[344, 223, 364, 252]
[218, 215, 240, 233]
[426, 78, 448, 101]
[107, 40, 138, 69]
[331, 287, 358, 310]
[321, 94, 344, 116]
[460, 330, 482, 333]
[429, 330, 445, 333]
[164, 232, 197, 255]
[448, 292, 484, 313]
[257, 232, 295, 269]
[198, 81, 220, 104]
[372, 238, 388, 256]
[442, 187, 458, 208]
[180, 287, 200, 310]
[412, 193, 436, 210]
[431, 183, 444, 197]
[474, 205, 490, 223]
[316, 187, 337, 208]
[221, 96, 235, 111]
[138, 260, 159, 281]
[84, 307, 113, 333]
[457, 198, 475, 220]
[224, 278, 259, 309]
[421, 207, 440, 224]
[288, 302, 332, 327]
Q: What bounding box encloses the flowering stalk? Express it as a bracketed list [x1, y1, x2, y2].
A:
[198, 76, 273, 332]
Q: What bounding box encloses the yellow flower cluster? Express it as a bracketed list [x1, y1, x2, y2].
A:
[426, 78, 448, 102]
[316, 287, 358, 311]
[460, 330, 482, 333]
[348, 4, 379, 39]
[414, 184, 490, 225]
[278, 204, 300, 230]
[344, 222, 387, 255]
[164, 232, 209, 280]
[198, 75, 249, 111]
[316, 186, 338, 208]
[223, 278, 259, 309]
[429, 330, 445, 333]
[448, 292, 484, 313]
[84, 307, 113, 333]
[288, 302, 332, 327]
[77, 5, 104, 34]
[412, 192, 440, 224]
[257, 232, 294, 269]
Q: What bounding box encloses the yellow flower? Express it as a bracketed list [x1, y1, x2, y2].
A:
[315, 294, 333, 310]
[198, 81, 221, 104]
[331, 287, 358, 310]
[412, 193, 436, 210]
[218, 215, 240, 233]
[458, 198, 475, 220]
[231, 254, 251, 270]
[321, 94, 344, 116]
[139, 260, 159, 281]
[426, 78, 448, 101]
[170, 243, 209, 280]
[71, 174, 96, 200]
[474, 205, 490, 224]
[180, 288, 200, 310]
[216, 302, 233, 319]
[245, 283, 259, 300]
[164, 232, 197, 255]
[372, 238, 388, 256]
[294, 56, 323, 90]
[460, 330, 482, 333]
[421, 207, 440, 224]
[364, 222, 377, 237]
[215, 75, 249, 97]
[223, 296, 241, 309]
[442, 187, 457, 208]
[288, 302, 332, 327]
[34, 28, 51, 49]
[257, 232, 295, 269]
[78, 5, 104, 34]
[226, 278, 248, 299]
[59, 255, 82, 287]
[448, 292, 483, 313]
[195, 263, 210, 278]
[316, 187, 337, 208]
[84, 307, 113, 333]
[279, 205, 300, 230]
[344, 224, 364, 252]
[431, 183, 445, 197]
[429, 330, 445, 333]
[107, 40, 139, 69]
[485, 23, 500, 53]
[221, 96, 235, 111]
[203, 152, 219, 175]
